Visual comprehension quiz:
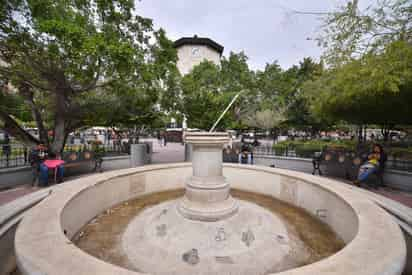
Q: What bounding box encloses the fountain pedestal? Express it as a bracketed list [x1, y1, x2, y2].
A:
[119, 133, 312, 274]
[178, 132, 238, 221]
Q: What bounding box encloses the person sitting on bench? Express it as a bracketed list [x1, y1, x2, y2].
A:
[238, 145, 253, 165]
[355, 144, 385, 187]
[39, 152, 65, 186]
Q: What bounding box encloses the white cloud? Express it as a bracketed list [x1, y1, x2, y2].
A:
[136, 0, 374, 70]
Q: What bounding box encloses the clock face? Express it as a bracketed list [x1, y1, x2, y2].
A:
[192, 47, 200, 56]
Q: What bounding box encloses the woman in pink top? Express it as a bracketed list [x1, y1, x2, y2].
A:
[39, 152, 65, 186]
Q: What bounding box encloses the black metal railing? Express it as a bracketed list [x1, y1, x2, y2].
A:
[63, 143, 130, 156]
[253, 145, 323, 159]
[0, 145, 29, 169]
[0, 143, 130, 169]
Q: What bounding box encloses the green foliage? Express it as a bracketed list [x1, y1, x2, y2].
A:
[273, 139, 412, 160]
[0, 0, 177, 151]
[253, 57, 328, 132]
[180, 54, 329, 132]
[273, 139, 357, 157]
[304, 40, 412, 125]
[181, 52, 255, 130]
[243, 109, 286, 130]
[305, 0, 412, 131]
[0, 89, 32, 122]
[318, 0, 412, 65]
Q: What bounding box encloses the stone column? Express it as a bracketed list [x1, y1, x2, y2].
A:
[178, 132, 238, 221]
[184, 143, 192, 162]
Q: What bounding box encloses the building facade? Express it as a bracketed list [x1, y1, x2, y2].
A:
[174, 35, 224, 75]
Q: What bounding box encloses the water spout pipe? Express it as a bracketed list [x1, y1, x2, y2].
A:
[209, 91, 244, 132]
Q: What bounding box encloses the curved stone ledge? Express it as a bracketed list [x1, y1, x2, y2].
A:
[0, 188, 51, 275]
[355, 187, 412, 274]
[14, 163, 406, 275]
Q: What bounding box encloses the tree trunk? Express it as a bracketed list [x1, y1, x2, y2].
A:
[357, 125, 363, 143]
[30, 104, 48, 145]
[381, 126, 391, 142]
[50, 88, 68, 154]
[271, 128, 278, 141]
[50, 115, 66, 154]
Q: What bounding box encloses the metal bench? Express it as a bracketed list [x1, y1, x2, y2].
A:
[313, 146, 386, 187]
[62, 150, 103, 173]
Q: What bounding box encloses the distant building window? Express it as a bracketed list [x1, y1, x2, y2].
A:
[192, 47, 200, 56]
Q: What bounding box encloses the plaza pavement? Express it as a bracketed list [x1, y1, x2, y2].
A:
[1, 141, 411, 209]
[143, 138, 185, 163]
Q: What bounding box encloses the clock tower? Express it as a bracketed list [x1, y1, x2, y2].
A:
[174, 35, 224, 75]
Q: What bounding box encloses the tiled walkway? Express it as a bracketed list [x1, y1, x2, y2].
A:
[0, 186, 41, 206]
[373, 187, 412, 208]
[338, 178, 412, 208]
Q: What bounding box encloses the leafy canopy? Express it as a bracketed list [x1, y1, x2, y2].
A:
[318, 0, 412, 65]
[0, 0, 177, 151]
[181, 52, 255, 130]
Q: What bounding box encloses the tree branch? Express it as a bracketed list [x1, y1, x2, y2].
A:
[0, 67, 51, 91]
[72, 60, 103, 93]
[19, 83, 49, 144]
[0, 109, 39, 146]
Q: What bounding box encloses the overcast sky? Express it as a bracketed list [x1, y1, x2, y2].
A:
[136, 0, 374, 70]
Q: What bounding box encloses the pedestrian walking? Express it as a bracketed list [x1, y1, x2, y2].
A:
[157, 131, 163, 147]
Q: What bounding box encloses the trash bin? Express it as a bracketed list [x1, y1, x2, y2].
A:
[130, 144, 148, 167]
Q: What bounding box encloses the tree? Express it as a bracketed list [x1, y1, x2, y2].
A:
[304, 40, 412, 139]
[181, 61, 229, 130]
[220, 52, 257, 127]
[243, 108, 286, 138]
[0, 0, 177, 153]
[253, 58, 327, 134]
[181, 52, 256, 130]
[0, 84, 38, 145]
[306, 0, 412, 140]
[255, 61, 284, 109]
[281, 58, 325, 131]
[318, 0, 412, 65]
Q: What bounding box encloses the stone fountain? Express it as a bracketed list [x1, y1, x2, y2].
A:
[13, 132, 407, 275]
[178, 132, 238, 221]
[120, 132, 318, 274]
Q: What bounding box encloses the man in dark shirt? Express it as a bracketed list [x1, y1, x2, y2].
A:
[29, 144, 47, 186]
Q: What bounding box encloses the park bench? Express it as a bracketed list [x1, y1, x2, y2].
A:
[223, 143, 254, 164]
[223, 147, 239, 163]
[312, 145, 386, 187]
[31, 150, 104, 186]
[62, 150, 103, 173]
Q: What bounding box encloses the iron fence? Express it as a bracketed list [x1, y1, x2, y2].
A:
[253, 145, 323, 159]
[0, 145, 29, 169]
[64, 143, 129, 156]
[0, 143, 129, 169]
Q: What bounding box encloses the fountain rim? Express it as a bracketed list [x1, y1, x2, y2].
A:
[184, 131, 230, 145]
[14, 163, 406, 275]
